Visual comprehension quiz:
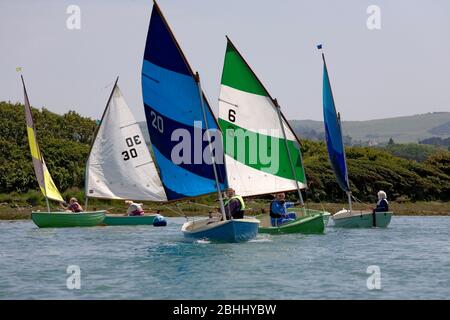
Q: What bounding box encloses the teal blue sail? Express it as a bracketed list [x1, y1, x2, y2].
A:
[141, 2, 227, 201]
[321, 53, 350, 192]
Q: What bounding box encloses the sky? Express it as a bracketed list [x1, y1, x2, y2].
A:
[1, 0, 449, 121]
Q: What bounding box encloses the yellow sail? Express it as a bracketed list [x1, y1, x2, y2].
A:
[22, 76, 64, 202]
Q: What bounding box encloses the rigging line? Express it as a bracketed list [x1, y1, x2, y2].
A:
[351, 194, 373, 209]
[218, 98, 239, 108]
[135, 161, 153, 168]
[119, 122, 139, 129]
[187, 201, 216, 209]
[164, 205, 188, 220]
[175, 203, 189, 220]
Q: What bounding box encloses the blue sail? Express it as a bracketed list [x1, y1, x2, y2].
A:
[141, 3, 227, 201]
[322, 56, 350, 192]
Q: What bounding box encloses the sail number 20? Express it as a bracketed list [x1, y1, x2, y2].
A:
[122, 135, 141, 161]
[151, 111, 164, 133]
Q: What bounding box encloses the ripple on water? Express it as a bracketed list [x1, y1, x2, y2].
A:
[0, 216, 449, 299]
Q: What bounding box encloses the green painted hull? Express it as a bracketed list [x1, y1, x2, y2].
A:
[103, 214, 157, 226]
[257, 209, 327, 234]
[31, 211, 105, 228]
[323, 213, 331, 226]
[332, 211, 392, 228]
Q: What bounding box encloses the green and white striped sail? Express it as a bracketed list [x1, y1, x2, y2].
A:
[218, 39, 306, 197]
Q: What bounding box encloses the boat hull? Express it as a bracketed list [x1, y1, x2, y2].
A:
[332, 210, 392, 228]
[322, 212, 331, 226]
[31, 211, 105, 228]
[182, 218, 259, 243]
[257, 210, 326, 234]
[103, 214, 163, 226]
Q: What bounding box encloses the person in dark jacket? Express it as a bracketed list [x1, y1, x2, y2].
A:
[374, 190, 389, 212]
[223, 188, 245, 220]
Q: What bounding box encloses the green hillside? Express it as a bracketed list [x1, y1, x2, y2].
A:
[1, 102, 450, 205]
[290, 112, 450, 144]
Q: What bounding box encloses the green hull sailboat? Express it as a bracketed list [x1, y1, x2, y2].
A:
[31, 211, 105, 228]
[218, 38, 329, 234]
[84, 78, 167, 227]
[103, 214, 159, 226]
[257, 209, 325, 234]
[21, 75, 105, 228]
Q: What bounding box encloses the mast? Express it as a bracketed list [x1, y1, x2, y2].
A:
[319, 45, 352, 212]
[21, 75, 51, 212]
[84, 76, 119, 208]
[196, 72, 227, 221]
[338, 112, 352, 212]
[274, 98, 304, 206]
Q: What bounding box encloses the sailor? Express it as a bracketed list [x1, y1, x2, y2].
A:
[61, 197, 84, 213]
[269, 193, 298, 226]
[223, 188, 245, 220]
[125, 200, 145, 216]
[374, 190, 389, 212]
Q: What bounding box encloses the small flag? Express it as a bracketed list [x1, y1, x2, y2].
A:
[16, 67, 23, 72]
[317, 44, 323, 50]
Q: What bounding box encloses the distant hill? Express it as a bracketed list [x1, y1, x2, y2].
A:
[139, 112, 450, 146]
[290, 112, 450, 145]
[2, 101, 449, 202]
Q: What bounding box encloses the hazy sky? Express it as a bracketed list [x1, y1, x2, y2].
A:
[1, 0, 449, 121]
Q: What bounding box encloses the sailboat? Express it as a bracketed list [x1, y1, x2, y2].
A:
[141, 2, 259, 242]
[84, 77, 167, 226]
[21, 76, 105, 228]
[218, 37, 329, 234]
[319, 45, 392, 228]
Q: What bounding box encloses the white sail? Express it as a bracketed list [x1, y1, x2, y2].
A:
[85, 84, 167, 201]
[218, 38, 307, 197]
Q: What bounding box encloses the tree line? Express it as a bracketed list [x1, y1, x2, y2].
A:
[1, 101, 449, 203]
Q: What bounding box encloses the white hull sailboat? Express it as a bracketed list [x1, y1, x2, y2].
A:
[319, 45, 392, 228]
[332, 210, 392, 228]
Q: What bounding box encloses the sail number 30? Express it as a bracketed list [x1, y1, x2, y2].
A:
[122, 135, 141, 161]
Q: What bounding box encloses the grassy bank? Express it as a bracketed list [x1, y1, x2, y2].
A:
[1, 199, 449, 220]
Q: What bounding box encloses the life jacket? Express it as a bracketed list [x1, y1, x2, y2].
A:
[224, 195, 246, 211]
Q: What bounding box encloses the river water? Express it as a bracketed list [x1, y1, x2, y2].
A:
[0, 216, 448, 299]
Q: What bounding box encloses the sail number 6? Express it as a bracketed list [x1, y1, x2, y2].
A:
[228, 109, 236, 123]
[151, 111, 164, 133]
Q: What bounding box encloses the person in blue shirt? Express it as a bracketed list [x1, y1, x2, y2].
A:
[269, 192, 299, 226]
